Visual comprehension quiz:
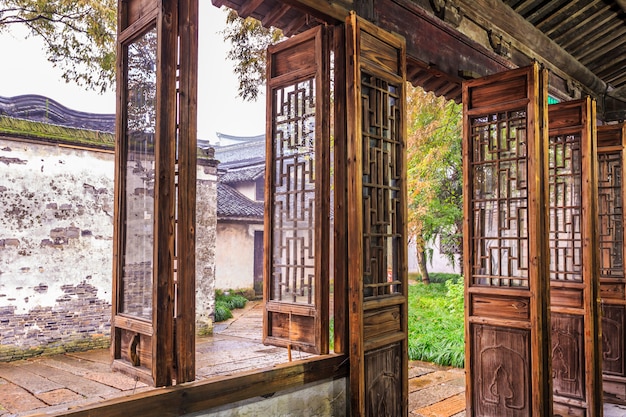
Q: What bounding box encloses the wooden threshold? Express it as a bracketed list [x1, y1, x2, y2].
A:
[39, 354, 348, 417]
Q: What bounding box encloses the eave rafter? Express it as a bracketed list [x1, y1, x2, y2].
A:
[451, 0, 625, 119]
[213, 0, 625, 120]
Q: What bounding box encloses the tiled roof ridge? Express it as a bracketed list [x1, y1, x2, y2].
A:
[0, 94, 115, 133]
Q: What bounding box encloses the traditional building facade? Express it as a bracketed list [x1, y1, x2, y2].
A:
[214, 137, 265, 295]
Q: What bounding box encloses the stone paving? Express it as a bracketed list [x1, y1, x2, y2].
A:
[1, 301, 625, 416]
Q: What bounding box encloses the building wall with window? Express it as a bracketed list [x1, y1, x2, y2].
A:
[214, 139, 266, 295]
[215, 182, 264, 293]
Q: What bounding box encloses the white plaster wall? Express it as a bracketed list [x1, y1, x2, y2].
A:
[184, 377, 347, 417]
[0, 136, 219, 351]
[233, 181, 257, 201]
[215, 222, 262, 290]
[407, 236, 460, 274]
[0, 139, 114, 313]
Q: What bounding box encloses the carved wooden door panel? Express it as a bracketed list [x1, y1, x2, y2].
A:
[346, 14, 408, 417]
[463, 63, 552, 416]
[548, 98, 602, 416]
[111, 0, 197, 386]
[263, 25, 330, 354]
[598, 123, 626, 404]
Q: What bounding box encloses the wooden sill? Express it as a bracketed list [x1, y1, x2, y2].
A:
[40, 354, 348, 417]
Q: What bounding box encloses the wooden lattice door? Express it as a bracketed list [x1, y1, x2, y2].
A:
[111, 0, 197, 386]
[548, 98, 602, 416]
[263, 25, 330, 354]
[463, 63, 552, 416]
[346, 14, 408, 417]
[598, 123, 626, 404]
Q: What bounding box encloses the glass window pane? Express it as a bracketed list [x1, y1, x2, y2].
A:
[120, 26, 157, 319]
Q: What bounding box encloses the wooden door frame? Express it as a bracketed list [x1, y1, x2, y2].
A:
[346, 13, 409, 416]
[462, 63, 552, 416]
[111, 0, 197, 386]
[547, 97, 602, 416]
[598, 122, 626, 404]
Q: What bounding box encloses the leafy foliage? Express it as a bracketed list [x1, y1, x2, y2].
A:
[407, 279, 465, 367]
[221, 9, 283, 101]
[0, 0, 116, 92]
[406, 86, 463, 280]
[218, 293, 247, 310]
[214, 290, 248, 322]
[214, 300, 233, 322]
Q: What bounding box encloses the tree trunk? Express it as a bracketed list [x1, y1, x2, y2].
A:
[416, 248, 430, 284]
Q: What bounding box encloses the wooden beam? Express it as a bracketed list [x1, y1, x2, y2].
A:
[262, 3, 290, 27]
[280, 0, 349, 23]
[175, 0, 198, 384]
[377, 0, 513, 85]
[238, 0, 265, 18]
[453, 0, 607, 100]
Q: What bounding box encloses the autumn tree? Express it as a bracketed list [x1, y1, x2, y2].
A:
[406, 86, 462, 284]
[0, 0, 116, 92]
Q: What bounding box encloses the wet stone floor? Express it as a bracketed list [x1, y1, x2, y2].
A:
[0, 302, 625, 416]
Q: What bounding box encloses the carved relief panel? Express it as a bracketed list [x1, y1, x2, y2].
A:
[365, 343, 402, 417]
[472, 325, 530, 416]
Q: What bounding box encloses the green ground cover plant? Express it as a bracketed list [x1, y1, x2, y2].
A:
[407, 273, 465, 368]
[214, 290, 249, 322]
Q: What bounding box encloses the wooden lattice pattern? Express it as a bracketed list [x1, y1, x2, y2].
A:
[361, 72, 402, 299]
[271, 79, 316, 304]
[598, 151, 624, 279]
[469, 110, 529, 287]
[548, 134, 582, 281]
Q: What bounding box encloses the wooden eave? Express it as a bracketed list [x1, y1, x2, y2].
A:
[211, 0, 626, 121]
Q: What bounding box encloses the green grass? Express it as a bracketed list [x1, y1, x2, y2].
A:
[407, 274, 465, 368]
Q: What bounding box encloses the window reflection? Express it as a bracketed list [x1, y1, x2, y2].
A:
[121, 26, 157, 319]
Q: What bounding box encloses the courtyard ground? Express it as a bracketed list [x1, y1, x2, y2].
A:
[0, 302, 624, 416]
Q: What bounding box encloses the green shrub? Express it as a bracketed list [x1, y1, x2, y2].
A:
[228, 294, 248, 309]
[214, 300, 233, 322]
[408, 272, 461, 284]
[216, 292, 248, 310]
[214, 290, 249, 322]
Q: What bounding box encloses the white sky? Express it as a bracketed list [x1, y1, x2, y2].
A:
[0, 3, 266, 141]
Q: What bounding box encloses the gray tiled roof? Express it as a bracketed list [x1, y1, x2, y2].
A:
[214, 139, 266, 169]
[217, 183, 264, 219]
[220, 165, 265, 184]
[0, 95, 115, 133]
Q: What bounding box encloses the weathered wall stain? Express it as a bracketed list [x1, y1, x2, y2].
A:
[0, 138, 114, 360]
[0, 136, 218, 360]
